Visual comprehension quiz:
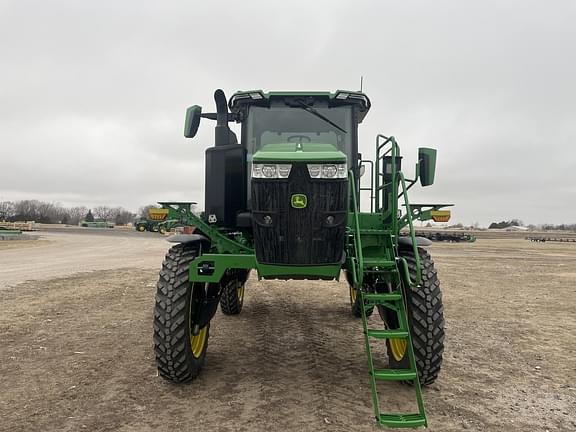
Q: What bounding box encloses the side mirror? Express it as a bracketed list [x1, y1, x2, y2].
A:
[418, 147, 437, 187]
[184, 105, 202, 138]
[359, 164, 366, 177]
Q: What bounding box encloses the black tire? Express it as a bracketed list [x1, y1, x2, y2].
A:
[153, 243, 209, 383]
[136, 224, 146, 232]
[385, 247, 445, 385]
[219, 270, 248, 315]
[350, 284, 374, 318]
[344, 270, 374, 317]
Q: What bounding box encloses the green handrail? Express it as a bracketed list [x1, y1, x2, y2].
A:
[397, 171, 422, 287]
[348, 170, 364, 288]
[373, 134, 421, 287]
[359, 159, 375, 213]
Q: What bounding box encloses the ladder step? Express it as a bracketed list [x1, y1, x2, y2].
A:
[378, 413, 427, 428]
[359, 229, 391, 235]
[372, 369, 417, 381]
[363, 259, 396, 269]
[365, 329, 409, 339]
[362, 292, 402, 302]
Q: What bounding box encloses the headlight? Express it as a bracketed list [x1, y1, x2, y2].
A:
[252, 163, 345, 179]
[307, 163, 347, 179]
[322, 164, 337, 178]
[252, 164, 263, 178]
[277, 164, 292, 178]
[307, 164, 321, 178]
[252, 163, 292, 179]
[262, 164, 277, 178]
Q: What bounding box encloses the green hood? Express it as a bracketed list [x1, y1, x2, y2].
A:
[252, 142, 347, 163]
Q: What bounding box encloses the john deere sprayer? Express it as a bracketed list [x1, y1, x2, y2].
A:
[153, 89, 450, 428]
[135, 201, 196, 234]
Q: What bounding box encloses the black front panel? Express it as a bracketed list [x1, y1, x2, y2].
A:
[205, 145, 247, 227]
[252, 163, 347, 265]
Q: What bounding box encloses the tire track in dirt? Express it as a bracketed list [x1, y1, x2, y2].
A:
[224, 280, 386, 431]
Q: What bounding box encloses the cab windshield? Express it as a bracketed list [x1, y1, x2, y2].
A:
[246, 105, 353, 159]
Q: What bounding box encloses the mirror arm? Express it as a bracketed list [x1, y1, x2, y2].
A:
[406, 179, 418, 191]
[200, 112, 240, 122]
[398, 178, 418, 199]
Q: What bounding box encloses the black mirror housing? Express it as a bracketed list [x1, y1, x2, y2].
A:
[184, 105, 202, 138]
[418, 147, 437, 187]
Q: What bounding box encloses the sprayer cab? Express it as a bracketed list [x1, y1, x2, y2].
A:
[185, 89, 370, 230]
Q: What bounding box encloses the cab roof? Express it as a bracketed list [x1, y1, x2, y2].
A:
[229, 90, 371, 123]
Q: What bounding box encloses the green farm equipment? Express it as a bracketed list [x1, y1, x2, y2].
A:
[153, 89, 449, 428]
[135, 202, 196, 233]
[79, 220, 114, 228]
[413, 231, 476, 243]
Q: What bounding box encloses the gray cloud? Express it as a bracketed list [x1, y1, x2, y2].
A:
[1, 0, 574, 225]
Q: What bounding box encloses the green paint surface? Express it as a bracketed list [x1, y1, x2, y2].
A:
[252, 143, 346, 163]
[188, 253, 341, 282]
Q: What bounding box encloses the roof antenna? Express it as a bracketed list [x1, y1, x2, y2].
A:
[360, 76, 363, 92]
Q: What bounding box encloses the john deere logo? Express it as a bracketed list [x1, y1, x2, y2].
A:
[291, 194, 307, 209]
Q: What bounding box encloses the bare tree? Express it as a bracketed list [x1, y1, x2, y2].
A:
[112, 207, 135, 225]
[13, 200, 42, 221]
[38, 201, 65, 223]
[93, 206, 115, 222]
[3, 200, 162, 227]
[0, 201, 15, 221]
[11, 200, 68, 223]
[67, 206, 88, 225]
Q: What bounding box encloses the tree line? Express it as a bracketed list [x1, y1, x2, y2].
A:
[0, 200, 151, 225]
[488, 219, 576, 231]
[534, 223, 576, 231]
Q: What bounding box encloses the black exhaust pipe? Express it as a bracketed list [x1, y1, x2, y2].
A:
[214, 89, 237, 146]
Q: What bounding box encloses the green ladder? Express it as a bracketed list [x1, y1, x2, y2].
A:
[359, 287, 427, 428]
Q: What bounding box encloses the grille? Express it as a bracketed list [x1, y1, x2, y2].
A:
[252, 163, 347, 265]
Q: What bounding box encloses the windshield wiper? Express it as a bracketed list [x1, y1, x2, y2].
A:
[294, 99, 347, 134]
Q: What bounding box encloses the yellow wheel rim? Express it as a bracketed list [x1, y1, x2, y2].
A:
[350, 286, 357, 304]
[190, 325, 207, 358]
[390, 338, 407, 361]
[237, 283, 245, 302]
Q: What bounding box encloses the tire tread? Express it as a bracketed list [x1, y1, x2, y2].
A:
[153, 243, 207, 383]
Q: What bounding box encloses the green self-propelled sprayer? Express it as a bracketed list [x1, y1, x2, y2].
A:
[153, 89, 451, 428]
[135, 202, 197, 234]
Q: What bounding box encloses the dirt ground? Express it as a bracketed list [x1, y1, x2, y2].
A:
[0, 231, 575, 431]
[0, 231, 167, 289]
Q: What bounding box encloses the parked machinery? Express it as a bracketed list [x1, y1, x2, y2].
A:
[153, 89, 451, 428]
[135, 202, 196, 233]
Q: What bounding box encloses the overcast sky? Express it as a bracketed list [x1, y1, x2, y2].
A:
[1, 0, 574, 226]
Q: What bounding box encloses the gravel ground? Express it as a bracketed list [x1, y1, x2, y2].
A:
[0, 232, 574, 431]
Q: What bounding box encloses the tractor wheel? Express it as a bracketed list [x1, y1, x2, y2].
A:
[350, 285, 374, 318]
[158, 225, 167, 234]
[384, 247, 445, 385]
[153, 243, 209, 382]
[219, 270, 248, 315]
[137, 224, 146, 232]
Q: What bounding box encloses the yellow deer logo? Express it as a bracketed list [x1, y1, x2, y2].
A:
[291, 194, 307, 209]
